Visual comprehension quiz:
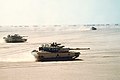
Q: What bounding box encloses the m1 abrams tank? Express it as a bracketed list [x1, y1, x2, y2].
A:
[3, 34, 27, 43]
[31, 42, 90, 61]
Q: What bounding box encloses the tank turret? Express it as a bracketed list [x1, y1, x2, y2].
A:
[39, 42, 90, 53]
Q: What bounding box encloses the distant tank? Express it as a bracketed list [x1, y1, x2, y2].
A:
[31, 42, 90, 61]
[3, 34, 27, 43]
[91, 27, 97, 30]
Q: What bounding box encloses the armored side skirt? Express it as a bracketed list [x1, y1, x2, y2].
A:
[36, 57, 75, 61]
[5, 39, 27, 43]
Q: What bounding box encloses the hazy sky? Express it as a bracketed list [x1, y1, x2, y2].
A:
[0, 0, 120, 25]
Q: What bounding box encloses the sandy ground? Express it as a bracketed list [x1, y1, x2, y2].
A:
[0, 59, 120, 80]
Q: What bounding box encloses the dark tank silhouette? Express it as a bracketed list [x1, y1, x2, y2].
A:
[91, 27, 97, 30]
[31, 42, 90, 61]
[3, 34, 27, 43]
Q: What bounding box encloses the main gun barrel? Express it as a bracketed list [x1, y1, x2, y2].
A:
[68, 48, 90, 50]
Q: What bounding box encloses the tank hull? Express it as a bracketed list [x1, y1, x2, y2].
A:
[31, 50, 80, 61]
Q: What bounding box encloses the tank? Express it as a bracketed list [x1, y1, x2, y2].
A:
[91, 27, 97, 30]
[3, 34, 27, 43]
[31, 42, 90, 61]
